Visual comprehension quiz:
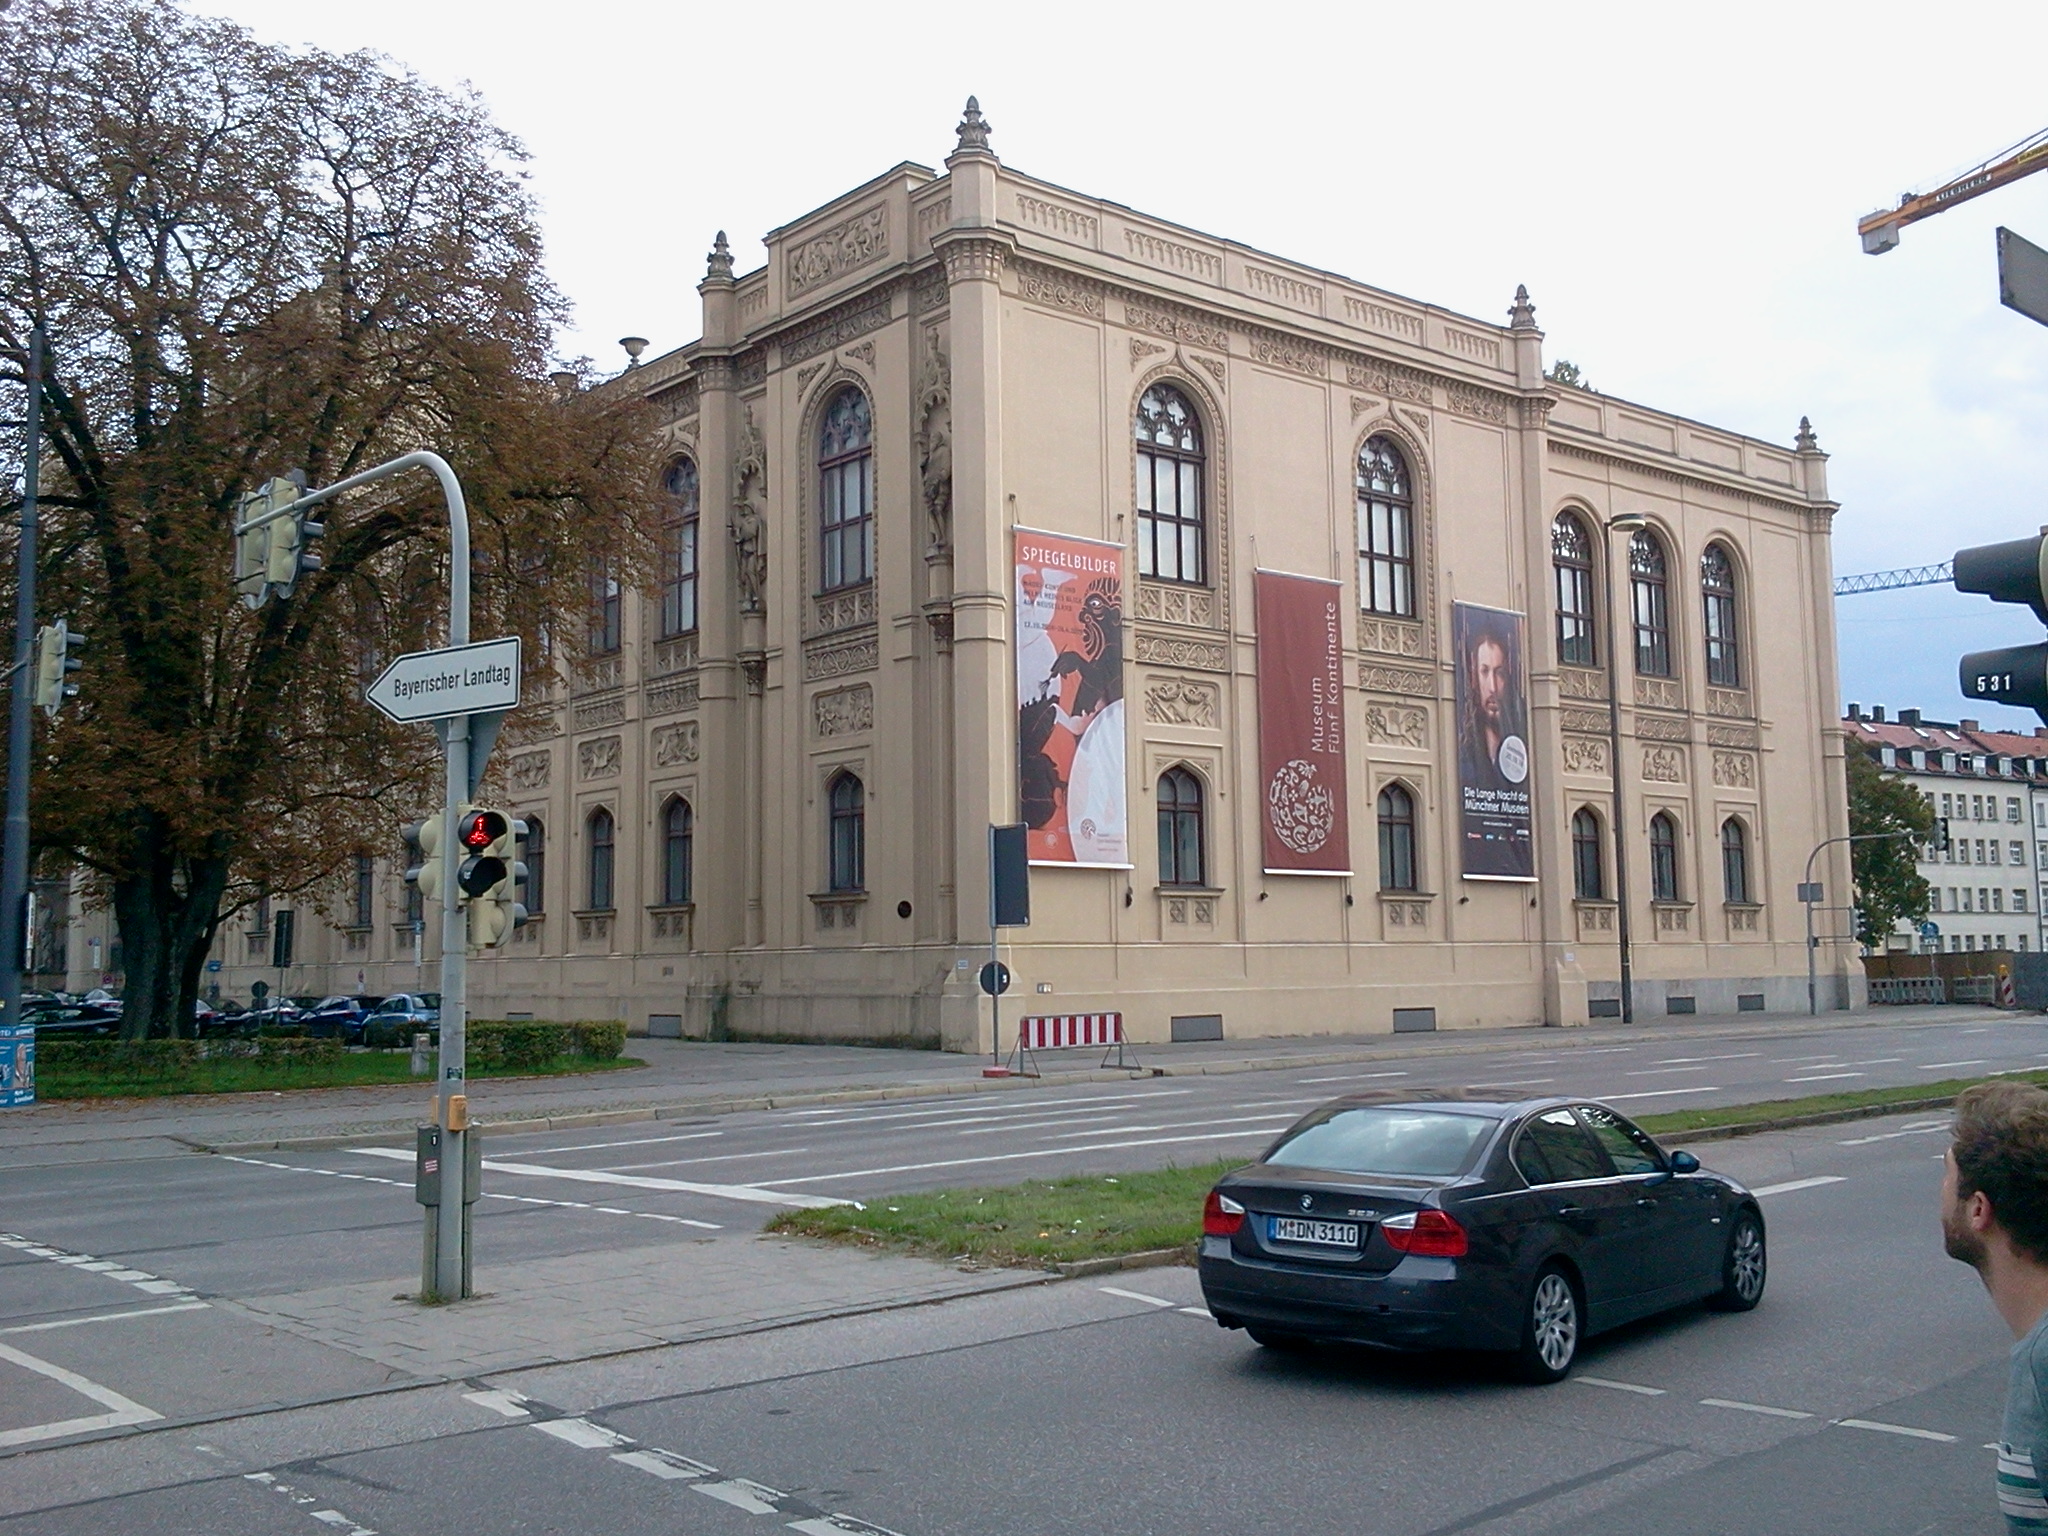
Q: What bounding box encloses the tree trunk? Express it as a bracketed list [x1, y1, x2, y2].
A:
[111, 840, 230, 1041]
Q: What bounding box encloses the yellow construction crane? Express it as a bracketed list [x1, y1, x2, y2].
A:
[1860, 127, 2048, 253]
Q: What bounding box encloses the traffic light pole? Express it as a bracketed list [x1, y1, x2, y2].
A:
[1, 324, 45, 1030]
[1803, 830, 1917, 1015]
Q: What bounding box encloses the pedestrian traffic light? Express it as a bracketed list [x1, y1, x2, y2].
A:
[457, 807, 528, 946]
[234, 474, 314, 607]
[32, 619, 84, 717]
[403, 814, 447, 903]
[1955, 533, 2048, 718]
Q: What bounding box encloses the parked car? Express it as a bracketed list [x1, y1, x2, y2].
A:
[19, 1001, 125, 1038]
[1197, 1093, 1765, 1383]
[299, 994, 386, 1043]
[361, 994, 441, 1048]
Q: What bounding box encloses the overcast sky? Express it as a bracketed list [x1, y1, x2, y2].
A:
[212, 0, 2048, 728]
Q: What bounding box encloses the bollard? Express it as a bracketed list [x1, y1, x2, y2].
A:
[410, 1031, 431, 1076]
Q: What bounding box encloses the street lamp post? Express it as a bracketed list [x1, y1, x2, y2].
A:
[1601, 514, 1648, 1024]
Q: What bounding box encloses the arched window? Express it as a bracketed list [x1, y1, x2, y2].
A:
[1629, 530, 1671, 678]
[525, 817, 546, 915]
[661, 458, 700, 637]
[1649, 812, 1680, 903]
[1357, 436, 1416, 617]
[828, 773, 865, 893]
[588, 560, 621, 654]
[818, 388, 875, 593]
[1552, 512, 1596, 667]
[1157, 767, 1206, 888]
[662, 798, 694, 906]
[1135, 384, 1206, 586]
[586, 808, 615, 912]
[1701, 542, 1741, 688]
[1572, 807, 1604, 900]
[352, 855, 374, 930]
[1721, 817, 1751, 905]
[1378, 783, 1418, 892]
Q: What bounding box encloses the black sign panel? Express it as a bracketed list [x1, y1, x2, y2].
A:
[1999, 227, 2048, 329]
[989, 824, 1030, 928]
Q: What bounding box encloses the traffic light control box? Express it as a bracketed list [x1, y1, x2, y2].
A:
[414, 1123, 482, 1206]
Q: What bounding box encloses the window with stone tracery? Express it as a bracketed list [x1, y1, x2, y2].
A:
[1357, 437, 1415, 618]
[1135, 384, 1206, 586]
[1701, 542, 1740, 688]
[1630, 531, 1671, 678]
[1552, 512, 1596, 666]
[818, 389, 875, 593]
[661, 458, 700, 637]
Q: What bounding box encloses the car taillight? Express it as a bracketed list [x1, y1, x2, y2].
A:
[1381, 1209, 1467, 1258]
[1202, 1190, 1246, 1237]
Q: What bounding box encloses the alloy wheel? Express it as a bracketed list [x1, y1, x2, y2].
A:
[1531, 1272, 1578, 1372]
[1731, 1219, 1765, 1302]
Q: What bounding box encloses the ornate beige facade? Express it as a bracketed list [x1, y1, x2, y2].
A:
[191, 101, 1859, 1045]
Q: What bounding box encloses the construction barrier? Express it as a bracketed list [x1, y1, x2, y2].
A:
[1004, 1012, 1142, 1075]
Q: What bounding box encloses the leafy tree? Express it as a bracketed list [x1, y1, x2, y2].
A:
[0, 0, 657, 1037]
[1846, 741, 1934, 949]
[1546, 359, 1594, 391]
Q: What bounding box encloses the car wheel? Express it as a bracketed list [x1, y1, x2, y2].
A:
[1514, 1264, 1581, 1384]
[1244, 1326, 1310, 1353]
[1708, 1209, 1766, 1312]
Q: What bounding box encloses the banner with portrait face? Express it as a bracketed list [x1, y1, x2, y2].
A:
[1255, 570, 1351, 875]
[1453, 602, 1535, 880]
[1016, 529, 1128, 867]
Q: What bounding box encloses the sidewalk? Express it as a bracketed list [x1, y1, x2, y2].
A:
[0, 1002, 2011, 1165]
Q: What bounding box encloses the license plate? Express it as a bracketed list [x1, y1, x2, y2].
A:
[1269, 1217, 1360, 1247]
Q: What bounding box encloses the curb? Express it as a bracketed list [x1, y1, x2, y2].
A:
[1660, 1095, 1961, 1144]
[1054, 1246, 1191, 1278]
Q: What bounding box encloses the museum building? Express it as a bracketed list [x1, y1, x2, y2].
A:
[185, 100, 1859, 1045]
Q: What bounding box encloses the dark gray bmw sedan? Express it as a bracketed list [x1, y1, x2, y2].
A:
[1197, 1094, 1765, 1382]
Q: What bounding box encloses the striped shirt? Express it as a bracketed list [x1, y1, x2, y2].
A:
[2002, 1314, 2048, 1529]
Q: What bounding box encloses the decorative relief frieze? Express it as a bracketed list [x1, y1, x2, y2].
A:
[1351, 394, 1380, 420]
[1635, 676, 1682, 709]
[777, 289, 894, 366]
[1444, 381, 1512, 424]
[1014, 261, 1106, 317]
[738, 286, 769, 320]
[509, 750, 551, 792]
[1191, 353, 1226, 389]
[1397, 406, 1431, 439]
[1635, 713, 1690, 743]
[737, 351, 766, 389]
[1706, 687, 1752, 719]
[573, 695, 625, 731]
[649, 634, 699, 677]
[1559, 667, 1607, 701]
[1357, 617, 1424, 658]
[1443, 327, 1503, 367]
[787, 204, 888, 296]
[804, 634, 879, 680]
[1712, 749, 1756, 789]
[1707, 723, 1761, 749]
[916, 197, 953, 244]
[1578, 904, 1616, 934]
[1656, 905, 1690, 933]
[651, 379, 698, 421]
[1124, 297, 1228, 352]
[1134, 580, 1217, 629]
[812, 585, 876, 636]
[1125, 228, 1222, 282]
[1383, 898, 1430, 929]
[1246, 267, 1323, 312]
[573, 654, 621, 694]
[1343, 297, 1423, 340]
[1727, 907, 1759, 934]
[1143, 676, 1220, 728]
[842, 339, 875, 368]
[937, 235, 1010, 284]
[1346, 359, 1434, 406]
[1134, 631, 1228, 672]
[1561, 736, 1609, 775]
[913, 268, 948, 313]
[796, 361, 827, 396]
[651, 720, 700, 767]
[645, 676, 700, 717]
[578, 735, 622, 780]
[1247, 328, 1326, 377]
[813, 683, 874, 738]
[1360, 662, 1435, 698]
[1642, 745, 1686, 783]
[1560, 706, 1608, 735]
[1130, 338, 1166, 366]
[1015, 194, 1097, 245]
[1364, 700, 1428, 749]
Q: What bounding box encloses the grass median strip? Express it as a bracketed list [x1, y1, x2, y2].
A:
[38, 1052, 645, 1100]
[1633, 1070, 2048, 1139]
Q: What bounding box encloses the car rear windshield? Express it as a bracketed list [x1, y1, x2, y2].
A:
[1265, 1108, 1496, 1178]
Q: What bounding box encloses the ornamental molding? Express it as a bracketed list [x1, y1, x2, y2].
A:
[573, 694, 625, 731]
[1706, 686, 1753, 719]
[1133, 631, 1228, 673]
[1343, 296, 1424, 341]
[1398, 406, 1431, 439]
[1560, 706, 1609, 735]
[1546, 436, 1815, 515]
[915, 197, 953, 246]
[578, 734, 622, 780]
[736, 350, 766, 389]
[1133, 579, 1219, 631]
[1561, 735, 1609, 775]
[1707, 723, 1761, 749]
[1350, 393, 1381, 420]
[1363, 700, 1428, 749]
[1442, 326, 1503, 367]
[1244, 266, 1324, 312]
[1359, 661, 1435, 698]
[1124, 227, 1222, 282]
[1357, 617, 1424, 660]
[786, 204, 889, 297]
[1444, 380, 1512, 424]
[1635, 676, 1684, 711]
[1014, 193, 1098, 246]
[1346, 358, 1435, 406]
[1558, 667, 1607, 701]
[1189, 352, 1227, 389]
[813, 683, 875, 738]
[650, 378, 699, 422]
[1014, 260, 1107, 317]
[651, 720, 700, 767]
[1123, 294, 1229, 352]
[1143, 676, 1220, 728]
[1130, 337, 1167, 366]
[776, 287, 896, 367]
[1712, 749, 1756, 789]
[934, 231, 1012, 284]
[811, 585, 877, 637]
[509, 750, 551, 791]
[645, 676, 700, 717]
[913, 267, 949, 313]
[842, 339, 875, 369]
[804, 633, 879, 680]
[1635, 712, 1690, 742]
[649, 634, 699, 678]
[1246, 325, 1327, 378]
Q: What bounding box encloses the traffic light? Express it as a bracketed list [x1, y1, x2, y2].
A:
[235, 474, 316, 607]
[403, 813, 448, 903]
[32, 619, 84, 717]
[1956, 533, 2048, 718]
[457, 807, 528, 947]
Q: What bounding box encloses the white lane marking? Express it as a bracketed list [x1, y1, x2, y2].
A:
[1177, 1306, 1212, 1318]
[1920, 1060, 1990, 1071]
[1772, 1055, 1848, 1064]
[954, 1115, 1129, 1138]
[757, 1125, 1295, 1186]
[1627, 1066, 1709, 1076]
[1049, 1112, 1309, 1140]
[605, 1147, 820, 1171]
[534, 1417, 634, 1450]
[1655, 1053, 1760, 1065]
[350, 1148, 846, 1210]
[1840, 1122, 1950, 1146]
[694, 1478, 784, 1514]
[245, 1473, 377, 1535]
[1298, 1071, 1410, 1084]
[461, 1389, 531, 1418]
[0, 1340, 162, 1447]
[782, 1094, 1184, 1127]
[1597, 1087, 1721, 1101]
[0, 1232, 197, 1304]
[613, 1448, 716, 1480]
[1785, 1073, 1864, 1083]
[788, 1518, 909, 1536]
[1753, 1176, 1847, 1197]
[1576, 1376, 1668, 1396]
[1477, 1078, 1556, 1088]
[0, 1301, 209, 1336]
[1099, 1286, 1176, 1308]
[1833, 1417, 1958, 1443]
[309, 1512, 376, 1535]
[1853, 1058, 1906, 1066]
[1572, 1047, 1637, 1055]
[1701, 1397, 1813, 1420]
[238, 1152, 722, 1228]
[506, 1130, 723, 1156]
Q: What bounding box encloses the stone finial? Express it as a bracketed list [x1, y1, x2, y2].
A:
[706, 230, 734, 281]
[1795, 415, 1819, 452]
[954, 96, 992, 156]
[619, 336, 648, 368]
[548, 369, 578, 401]
[1508, 284, 1537, 330]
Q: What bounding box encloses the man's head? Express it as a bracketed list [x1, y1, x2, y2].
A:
[1945, 1081, 2048, 1271]
[1469, 633, 1509, 731]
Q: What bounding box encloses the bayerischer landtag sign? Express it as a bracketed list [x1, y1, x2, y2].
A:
[1255, 569, 1351, 875]
[365, 636, 522, 724]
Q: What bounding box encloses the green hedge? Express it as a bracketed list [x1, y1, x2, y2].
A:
[33, 1035, 342, 1076]
[466, 1020, 626, 1067]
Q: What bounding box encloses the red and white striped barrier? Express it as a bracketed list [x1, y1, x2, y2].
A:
[1019, 1013, 1124, 1050]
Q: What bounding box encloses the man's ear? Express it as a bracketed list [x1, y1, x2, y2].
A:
[1970, 1190, 1999, 1235]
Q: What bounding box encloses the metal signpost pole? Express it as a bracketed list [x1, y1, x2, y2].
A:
[1601, 514, 1644, 1025]
[0, 325, 43, 1032]
[1802, 830, 1917, 1016]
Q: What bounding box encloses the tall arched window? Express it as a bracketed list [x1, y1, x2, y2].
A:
[1157, 767, 1206, 888]
[1721, 817, 1751, 905]
[1357, 436, 1416, 617]
[1552, 512, 1596, 667]
[661, 458, 700, 637]
[1701, 542, 1741, 688]
[1135, 384, 1206, 585]
[1630, 530, 1671, 678]
[818, 388, 875, 593]
[1572, 807, 1604, 900]
[1378, 783, 1418, 892]
[828, 773, 865, 892]
[662, 798, 694, 906]
[1649, 812, 1680, 903]
[588, 561, 621, 654]
[525, 818, 546, 915]
[586, 808, 615, 911]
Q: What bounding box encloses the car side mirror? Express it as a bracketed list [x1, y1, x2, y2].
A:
[1669, 1150, 1701, 1174]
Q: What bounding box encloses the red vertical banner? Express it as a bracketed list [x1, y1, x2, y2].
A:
[1256, 570, 1351, 875]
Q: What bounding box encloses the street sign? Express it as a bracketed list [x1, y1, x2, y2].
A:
[1999, 227, 2048, 328]
[1797, 881, 1824, 904]
[979, 961, 1012, 996]
[366, 637, 521, 724]
[1920, 921, 1941, 939]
